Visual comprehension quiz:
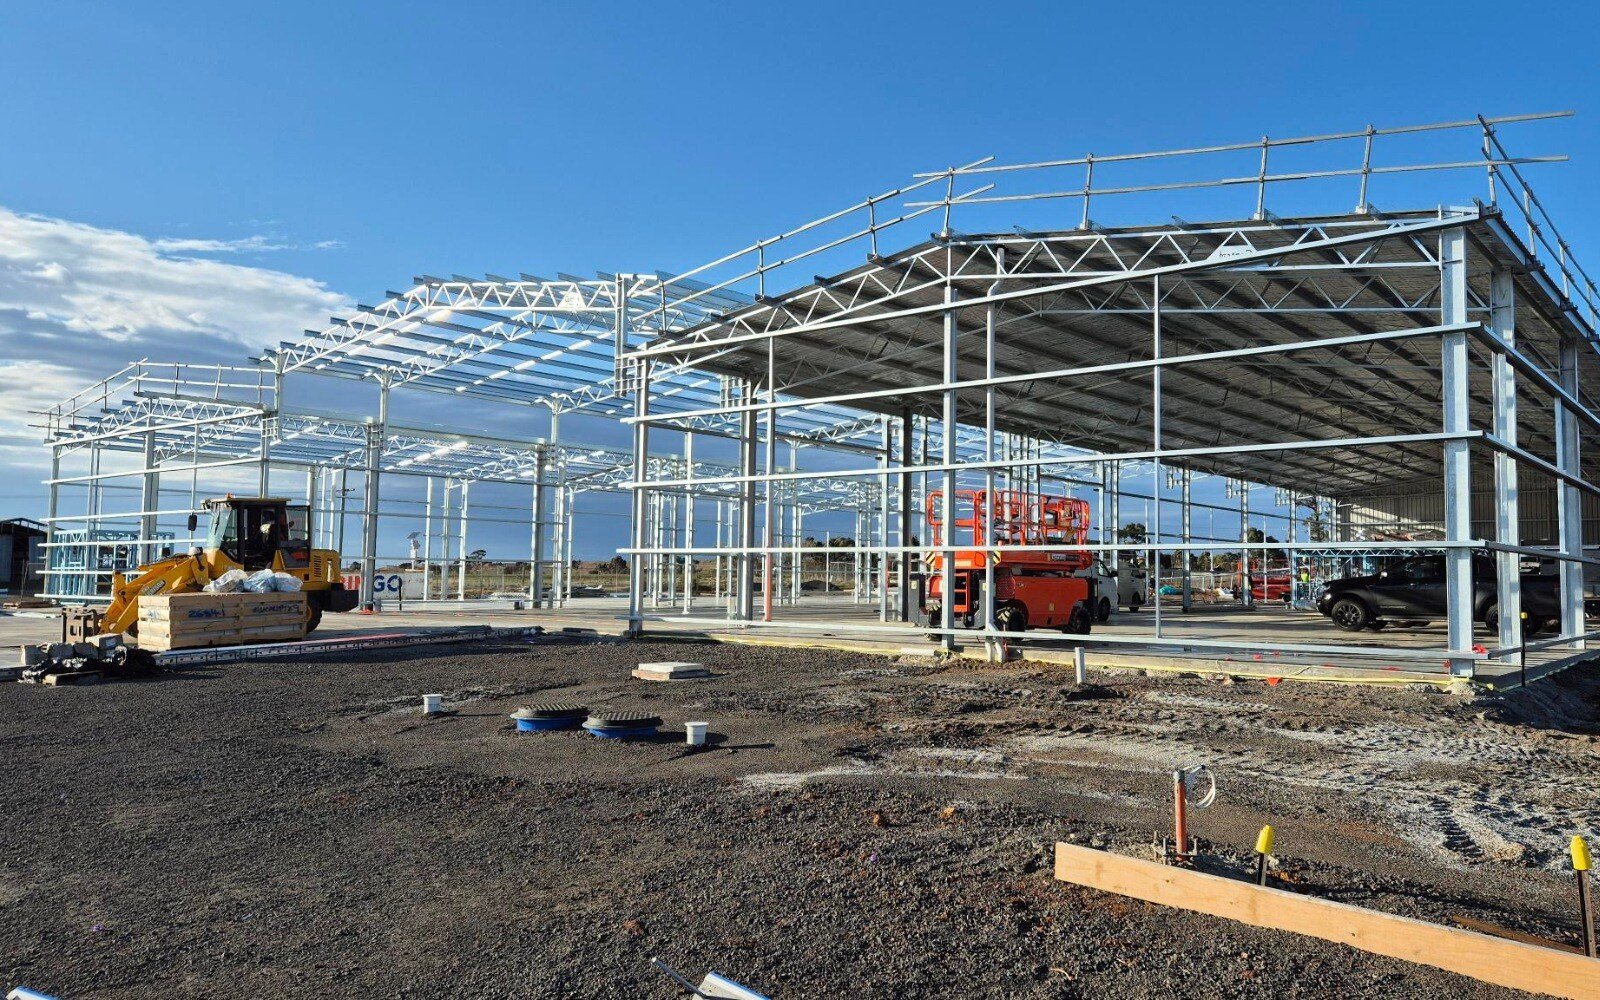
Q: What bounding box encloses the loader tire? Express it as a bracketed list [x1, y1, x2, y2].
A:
[305, 602, 323, 635]
[1063, 602, 1093, 636]
[994, 601, 1028, 633]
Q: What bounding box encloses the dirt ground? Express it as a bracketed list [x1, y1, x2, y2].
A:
[3, 635, 1599, 999]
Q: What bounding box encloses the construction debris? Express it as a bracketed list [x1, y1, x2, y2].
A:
[651, 958, 772, 1000]
[16, 632, 159, 685]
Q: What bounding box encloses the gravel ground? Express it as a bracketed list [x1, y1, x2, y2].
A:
[3, 635, 1598, 999]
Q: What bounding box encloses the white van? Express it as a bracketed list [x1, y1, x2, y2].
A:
[1076, 558, 1146, 621]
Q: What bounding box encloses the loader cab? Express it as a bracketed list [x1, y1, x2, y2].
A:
[201, 498, 311, 571]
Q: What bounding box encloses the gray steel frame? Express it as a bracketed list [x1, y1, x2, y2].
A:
[621, 113, 1598, 678]
[31, 112, 1599, 681]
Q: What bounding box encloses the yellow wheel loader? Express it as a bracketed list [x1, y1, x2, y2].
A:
[101, 496, 358, 637]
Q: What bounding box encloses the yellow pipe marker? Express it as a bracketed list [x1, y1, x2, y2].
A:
[1256, 825, 1276, 856]
[1572, 836, 1591, 872]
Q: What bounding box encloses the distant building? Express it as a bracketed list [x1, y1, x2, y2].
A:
[0, 518, 46, 597]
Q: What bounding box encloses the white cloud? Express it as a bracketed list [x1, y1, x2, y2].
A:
[150, 234, 293, 253]
[149, 234, 343, 254]
[0, 206, 353, 510]
[0, 359, 90, 455]
[0, 206, 349, 348]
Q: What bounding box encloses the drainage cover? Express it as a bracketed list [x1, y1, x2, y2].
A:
[511, 703, 590, 732]
[515, 703, 589, 720]
[583, 712, 663, 738]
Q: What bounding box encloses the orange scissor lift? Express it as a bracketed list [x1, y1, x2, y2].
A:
[921, 489, 1095, 635]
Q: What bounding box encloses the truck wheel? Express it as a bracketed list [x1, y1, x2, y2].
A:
[1329, 597, 1371, 632]
[1482, 603, 1500, 633]
[995, 602, 1028, 633]
[1096, 597, 1112, 623]
[1063, 602, 1093, 636]
[1127, 593, 1143, 612]
[306, 602, 323, 634]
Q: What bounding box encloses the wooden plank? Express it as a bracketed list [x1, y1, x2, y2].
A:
[1450, 914, 1585, 954]
[140, 620, 305, 651]
[1054, 842, 1600, 1000]
[140, 613, 303, 638]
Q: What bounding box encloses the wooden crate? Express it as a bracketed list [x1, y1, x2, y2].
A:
[137, 591, 308, 651]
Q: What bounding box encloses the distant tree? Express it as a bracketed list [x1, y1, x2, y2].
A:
[468, 548, 488, 565]
[1117, 523, 1149, 544]
[603, 555, 628, 573]
[827, 536, 855, 548]
[1298, 498, 1331, 542]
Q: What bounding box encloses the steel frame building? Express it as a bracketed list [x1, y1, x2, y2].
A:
[35, 112, 1599, 682]
[621, 112, 1599, 679]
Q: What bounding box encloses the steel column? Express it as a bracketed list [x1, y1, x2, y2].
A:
[1440, 227, 1475, 676]
[627, 355, 651, 635]
[456, 480, 470, 601]
[359, 375, 389, 610]
[879, 418, 892, 622]
[683, 433, 696, 614]
[1152, 276, 1164, 639]
[939, 280, 958, 650]
[1180, 468, 1193, 612]
[1489, 267, 1523, 653]
[1107, 461, 1121, 574]
[422, 477, 434, 601]
[983, 293, 998, 633]
[140, 432, 160, 562]
[550, 409, 567, 609]
[1556, 335, 1587, 648]
[898, 409, 913, 622]
[531, 446, 547, 608]
[737, 379, 757, 622]
[1240, 483, 1253, 610]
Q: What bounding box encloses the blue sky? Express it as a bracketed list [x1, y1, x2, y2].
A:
[1, 1, 1596, 557]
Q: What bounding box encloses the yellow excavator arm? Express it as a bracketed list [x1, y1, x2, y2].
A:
[102, 552, 216, 635]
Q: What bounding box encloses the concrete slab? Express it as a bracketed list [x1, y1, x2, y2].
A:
[5, 593, 1592, 689]
[632, 661, 710, 681]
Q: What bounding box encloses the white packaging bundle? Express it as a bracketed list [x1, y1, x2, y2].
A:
[270, 572, 303, 592]
[204, 568, 249, 593]
[242, 569, 279, 593]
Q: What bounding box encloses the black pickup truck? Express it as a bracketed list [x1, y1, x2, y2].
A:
[1315, 553, 1592, 634]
